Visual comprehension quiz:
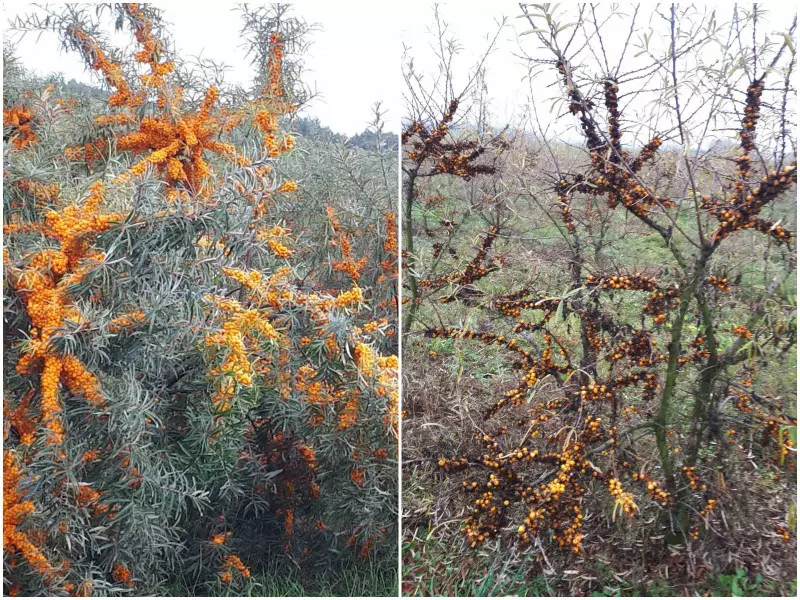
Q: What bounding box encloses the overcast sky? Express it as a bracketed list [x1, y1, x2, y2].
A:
[3, 1, 400, 136]
[3, 2, 796, 142]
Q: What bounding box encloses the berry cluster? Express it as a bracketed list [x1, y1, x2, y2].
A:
[630, 469, 671, 506]
[607, 330, 662, 367]
[604, 79, 621, 152]
[737, 80, 765, 182]
[4, 106, 39, 149]
[586, 273, 659, 292]
[556, 181, 576, 235]
[557, 60, 602, 151]
[585, 273, 680, 325]
[629, 137, 663, 173]
[705, 276, 732, 291]
[404, 99, 502, 181]
[418, 226, 498, 290]
[703, 166, 797, 245]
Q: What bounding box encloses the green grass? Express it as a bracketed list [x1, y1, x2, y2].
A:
[403, 533, 553, 596]
[707, 569, 795, 597]
[254, 561, 398, 597]
[171, 560, 398, 597]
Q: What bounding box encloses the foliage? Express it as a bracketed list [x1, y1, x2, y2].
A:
[3, 3, 397, 596]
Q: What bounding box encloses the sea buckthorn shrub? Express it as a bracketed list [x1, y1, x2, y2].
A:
[401, 83, 511, 333]
[403, 4, 795, 589]
[3, 4, 396, 596]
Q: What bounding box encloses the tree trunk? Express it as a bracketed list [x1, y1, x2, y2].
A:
[402, 169, 419, 333]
